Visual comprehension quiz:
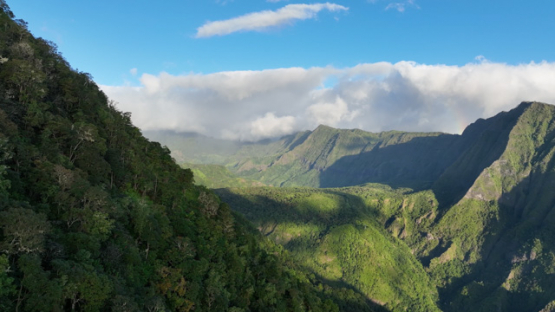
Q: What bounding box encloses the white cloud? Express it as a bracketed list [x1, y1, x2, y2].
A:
[245, 112, 297, 141]
[101, 61, 555, 141]
[385, 3, 406, 12]
[215, 0, 234, 4]
[195, 3, 348, 38]
[307, 96, 358, 126]
[130, 68, 138, 76]
[384, 0, 418, 12]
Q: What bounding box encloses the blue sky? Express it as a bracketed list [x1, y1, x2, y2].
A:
[11, 0, 555, 85]
[10, 0, 555, 140]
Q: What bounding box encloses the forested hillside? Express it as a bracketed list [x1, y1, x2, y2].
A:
[213, 102, 555, 312]
[5, 1, 555, 311]
[217, 186, 441, 312]
[425, 102, 555, 311]
[0, 2, 378, 311]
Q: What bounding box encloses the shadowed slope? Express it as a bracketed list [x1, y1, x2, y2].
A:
[217, 186, 441, 312]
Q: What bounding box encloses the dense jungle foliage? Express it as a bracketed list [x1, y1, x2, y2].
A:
[0, 2, 381, 311]
[217, 186, 441, 312]
[4, 0, 555, 311]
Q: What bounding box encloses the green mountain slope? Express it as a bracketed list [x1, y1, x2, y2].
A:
[149, 126, 464, 189]
[150, 102, 555, 196]
[0, 3, 373, 311]
[183, 163, 266, 189]
[5, 0, 555, 311]
[154, 115, 518, 190]
[210, 102, 555, 312]
[217, 186, 441, 312]
[424, 102, 555, 311]
[235, 126, 461, 189]
[143, 129, 312, 167]
[337, 102, 555, 312]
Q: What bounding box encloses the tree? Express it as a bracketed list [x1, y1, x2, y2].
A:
[0, 207, 51, 254]
[199, 190, 219, 217]
[0, 254, 15, 310]
[0, 135, 11, 203]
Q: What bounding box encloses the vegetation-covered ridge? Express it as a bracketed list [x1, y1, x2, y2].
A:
[216, 101, 555, 312]
[0, 2, 381, 311]
[425, 101, 555, 312]
[150, 125, 463, 189]
[155, 102, 554, 195]
[183, 163, 265, 189]
[217, 186, 441, 312]
[4, 0, 555, 311]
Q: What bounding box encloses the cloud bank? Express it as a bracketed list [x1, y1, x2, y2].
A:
[101, 61, 555, 141]
[196, 3, 348, 38]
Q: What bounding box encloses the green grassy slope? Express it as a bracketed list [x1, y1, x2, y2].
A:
[148, 103, 555, 195]
[371, 102, 555, 312]
[142, 131, 242, 165]
[424, 102, 555, 312]
[183, 163, 266, 189]
[147, 125, 465, 189]
[214, 102, 555, 312]
[217, 186, 441, 312]
[150, 119, 506, 190]
[230, 126, 457, 188]
[143, 129, 312, 166]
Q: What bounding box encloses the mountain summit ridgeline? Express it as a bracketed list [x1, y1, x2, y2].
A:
[151, 101, 554, 197]
[162, 101, 555, 312]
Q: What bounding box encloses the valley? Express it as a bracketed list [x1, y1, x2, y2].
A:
[153, 102, 555, 311]
[2, 0, 555, 310]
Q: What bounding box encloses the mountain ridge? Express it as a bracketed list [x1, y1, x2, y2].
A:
[175, 101, 555, 311]
[0, 4, 368, 311]
[5, 0, 555, 311]
[154, 102, 552, 194]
